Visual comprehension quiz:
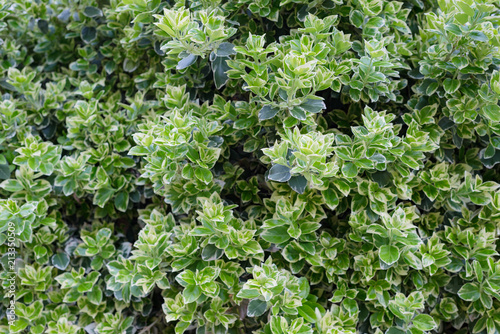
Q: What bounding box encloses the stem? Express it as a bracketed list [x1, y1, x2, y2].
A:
[139, 318, 160, 334]
[362, 57, 374, 87]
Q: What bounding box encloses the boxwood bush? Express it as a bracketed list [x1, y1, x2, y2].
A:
[1, 0, 500, 333]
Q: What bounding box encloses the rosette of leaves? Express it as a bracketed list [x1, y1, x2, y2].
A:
[154, 6, 237, 88]
[2, 0, 500, 333]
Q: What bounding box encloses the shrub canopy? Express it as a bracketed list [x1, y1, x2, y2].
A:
[1, 0, 500, 333]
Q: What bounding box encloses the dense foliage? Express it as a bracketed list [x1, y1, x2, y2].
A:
[1, 0, 500, 333]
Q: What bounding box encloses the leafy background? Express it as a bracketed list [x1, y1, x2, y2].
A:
[1, 0, 500, 333]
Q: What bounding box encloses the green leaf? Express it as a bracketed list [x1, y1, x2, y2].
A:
[366, 17, 385, 29]
[299, 98, 325, 114]
[1, 179, 23, 192]
[237, 289, 260, 299]
[423, 184, 438, 201]
[247, 299, 267, 317]
[472, 317, 487, 334]
[183, 285, 202, 303]
[479, 292, 492, 309]
[288, 175, 307, 194]
[480, 147, 500, 168]
[425, 82, 439, 95]
[212, 56, 230, 89]
[469, 193, 490, 206]
[195, 167, 213, 184]
[114, 191, 129, 212]
[444, 23, 462, 36]
[175, 321, 191, 334]
[52, 253, 70, 270]
[458, 283, 480, 301]
[379, 245, 400, 265]
[123, 58, 138, 73]
[105, 60, 116, 74]
[177, 54, 197, 70]
[94, 187, 115, 208]
[413, 314, 436, 331]
[298, 303, 321, 323]
[283, 243, 301, 262]
[8, 317, 29, 333]
[83, 6, 103, 18]
[322, 188, 339, 210]
[87, 285, 103, 305]
[0, 163, 11, 180]
[30, 324, 44, 334]
[443, 78, 460, 94]
[342, 162, 358, 178]
[202, 244, 224, 261]
[484, 144, 495, 159]
[216, 42, 236, 56]
[268, 164, 291, 182]
[37, 19, 48, 34]
[482, 104, 500, 122]
[283, 116, 299, 128]
[451, 56, 467, 69]
[289, 106, 307, 120]
[81, 27, 97, 43]
[128, 146, 149, 156]
[350, 10, 364, 28]
[259, 105, 279, 120]
[64, 289, 81, 303]
[457, 1, 474, 16]
[57, 9, 70, 21]
[469, 31, 488, 42]
[182, 164, 194, 179]
[261, 226, 290, 244]
[134, 12, 153, 24]
[385, 327, 406, 334]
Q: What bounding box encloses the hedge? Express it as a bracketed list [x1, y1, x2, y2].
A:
[1, 0, 500, 333]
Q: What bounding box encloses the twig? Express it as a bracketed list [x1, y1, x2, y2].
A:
[73, 193, 82, 204]
[138, 318, 160, 334]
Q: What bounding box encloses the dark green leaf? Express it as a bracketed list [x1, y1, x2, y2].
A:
[247, 299, 267, 317]
[83, 6, 103, 18]
[299, 98, 325, 114]
[290, 106, 307, 120]
[0, 164, 10, 180]
[81, 27, 97, 43]
[52, 253, 70, 270]
[212, 56, 230, 89]
[202, 245, 224, 261]
[385, 327, 406, 334]
[114, 191, 129, 212]
[268, 164, 291, 182]
[288, 175, 307, 193]
[216, 42, 236, 56]
[259, 105, 279, 120]
[177, 54, 197, 70]
[57, 9, 71, 22]
[37, 20, 49, 34]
